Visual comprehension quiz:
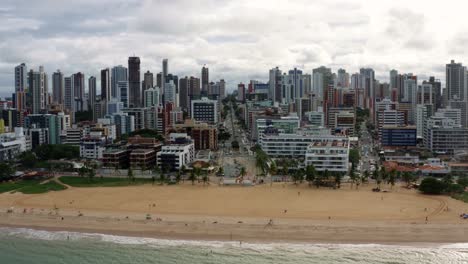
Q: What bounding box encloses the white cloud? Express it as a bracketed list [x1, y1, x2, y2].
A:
[0, 0, 468, 94]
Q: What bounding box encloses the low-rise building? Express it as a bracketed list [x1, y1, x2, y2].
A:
[130, 149, 156, 169]
[381, 126, 417, 147]
[157, 133, 195, 171]
[79, 133, 106, 159]
[304, 136, 350, 173]
[101, 149, 131, 169]
[191, 97, 218, 124]
[172, 119, 218, 150]
[0, 127, 29, 161]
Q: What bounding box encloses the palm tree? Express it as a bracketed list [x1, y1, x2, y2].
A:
[175, 171, 181, 183]
[180, 165, 186, 182]
[334, 172, 343, 189]
[78, 166, 88, 178]
[202, 171, 209, 186]
[364, 170, 370, 182]
[239, 166, 247, 179]
[127, 167, 134, 182]
[189, 169, 196, 185]
[194, 167, 202, 183]
[402, 172, 412, 187]
[281, 161, 289, 182]
[293, 169, 304, 185]
[305, 165, 316, 187]
[388, 172, 396, 189]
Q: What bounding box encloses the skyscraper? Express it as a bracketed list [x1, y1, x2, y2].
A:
[28, 66, 48, 114]
[202, 65, 209, 95]
[72, 72, 85, 112]
[52, 70, 64, 105]
[15, 63, 27, 112]
[162, 59, 168, 94]
[179, 77, 190, 111]
[128, 56, 141, 107]
[111, 65, 128, 99]
[446, 60, 467, 102]
[101, 68, 111, 102]
[269, 67, 282, 103]
[313, 66, 333, 99]
[88, 76, 96, 112]
[143, 70, 154, 105]
[359, 68, 375, 109]
[64, 76, 72, 111]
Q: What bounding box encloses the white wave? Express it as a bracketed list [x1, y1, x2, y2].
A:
[1, 227, 468, 253]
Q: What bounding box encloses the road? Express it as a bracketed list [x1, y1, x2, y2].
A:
[359, 121, 378, 175]
[218, 101, 255, 178]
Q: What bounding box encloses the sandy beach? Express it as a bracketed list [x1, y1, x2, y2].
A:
[0, 182, 467, 244]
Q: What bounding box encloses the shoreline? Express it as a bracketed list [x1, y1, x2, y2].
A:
[0, 183, 467, 245]
[1, 212, 467, 245]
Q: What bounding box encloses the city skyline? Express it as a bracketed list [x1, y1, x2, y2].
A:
[2, 0, 468, 95]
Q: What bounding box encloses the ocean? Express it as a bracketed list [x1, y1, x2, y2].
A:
[0, 227, 467, 264]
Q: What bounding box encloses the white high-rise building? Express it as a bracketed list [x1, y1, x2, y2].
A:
[145, 87, 160, 107]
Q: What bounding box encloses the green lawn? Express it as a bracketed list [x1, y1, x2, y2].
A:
[60, 176, 154, 187]
[452, 192, 468, 203]
[17, 181, 67, 194]
[0, 181, 40, 193]
[0, 180, 67, 194]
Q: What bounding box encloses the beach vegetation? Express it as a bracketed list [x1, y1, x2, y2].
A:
[34, 144, 80, 160]
[17, 180, 67, 194]
[18, 151, 38, 169]
[0, 162, 15, 180]
[60, 176, 153, 187]
[419, 177, 464, 195]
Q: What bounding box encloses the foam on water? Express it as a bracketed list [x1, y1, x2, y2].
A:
[2, 226, 467, 252]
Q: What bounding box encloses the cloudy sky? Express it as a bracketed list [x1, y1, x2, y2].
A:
[1, 0, 467, 95]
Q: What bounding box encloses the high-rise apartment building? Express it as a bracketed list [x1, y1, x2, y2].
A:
[52, 70, 64, 105]
[101, 68, 111, 102]
[128, 57, 141, 107]
[88, 76, 97, 114]
[201, 65, 209, 95]
[14, 63, 27, 111]
[269, 67, 282, 102]
[142, 70, 154, 103]
[111, 65, 127, 100]
[446, 60, 467, 102]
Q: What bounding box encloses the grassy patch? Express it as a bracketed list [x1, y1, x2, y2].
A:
[17, 181, 67, 194]
[0, 181, 40, 193]
[0, 180, 67, 194]
[60, 176, 154, 187]
[452, 192, 468, 203]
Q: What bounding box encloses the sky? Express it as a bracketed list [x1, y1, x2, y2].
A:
[1, 0, 468, 95]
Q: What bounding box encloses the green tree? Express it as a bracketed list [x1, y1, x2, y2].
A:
[127, 167, 134, 182]
[239, 166, 247, 179]
[189, 170, 196, 185]
[18, 151, 37, 169]
[0, 162, 15, 180]
[78, 166, 88, 178]
[305, 165, 316, 187]
[388, 172, 396, 189]
[419, 177, 446, 194]
[194, 167, 202, 183]
[293, 169, 304, 185]
[334, 172, 343, 189]
[202, 171, 209, 186]
[175, 171, 181, 183]
[402, 172, 413, 187]
[457, 176, 468, 188]
[442, 175, 453, 186]
[348, 148, 360, 166]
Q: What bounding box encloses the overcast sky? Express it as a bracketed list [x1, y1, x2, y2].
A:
[1, 0, 468, 95]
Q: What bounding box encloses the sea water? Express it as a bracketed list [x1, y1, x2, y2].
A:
[0, 227, 467, 264]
